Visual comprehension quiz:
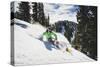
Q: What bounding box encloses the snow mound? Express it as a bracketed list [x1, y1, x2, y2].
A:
[14, 19, 46, 39]
[14, 19, 94, 66]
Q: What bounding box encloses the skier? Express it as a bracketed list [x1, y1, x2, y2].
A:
[43, 27, 59, 49]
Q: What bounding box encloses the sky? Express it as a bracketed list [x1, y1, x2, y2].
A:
[43, 3, 79, 24]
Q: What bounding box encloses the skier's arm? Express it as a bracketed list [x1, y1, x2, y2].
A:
[52, 32, 57, 40]
[42, 32, 47, 41]
[43, 32, 46, 36]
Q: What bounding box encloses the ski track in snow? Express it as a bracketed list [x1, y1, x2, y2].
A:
[14, 19, 94, 66]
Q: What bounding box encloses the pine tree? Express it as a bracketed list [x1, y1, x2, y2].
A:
[46, 15, 50, 27]
[37, 3, 45, 26]
[18, 2, 30, 22]
[32, 2, 49, 27]
[54, 20, 77, 43]
[45, 15, 50, 27]
[32, 2, 38, 22]
[74, 6, 97, 60]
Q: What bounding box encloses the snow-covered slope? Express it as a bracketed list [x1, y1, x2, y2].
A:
[14, 19, 94, 66]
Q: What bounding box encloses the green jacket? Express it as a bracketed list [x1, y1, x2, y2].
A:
[43, 31, 57, 40]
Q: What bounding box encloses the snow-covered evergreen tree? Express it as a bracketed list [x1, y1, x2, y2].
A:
[32, 2, 49, 27]
[74, 6, 97, 60]
[17, 2, 30, 22]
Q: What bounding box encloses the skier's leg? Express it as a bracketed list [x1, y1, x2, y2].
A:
[48, 38, 60, 49]
[53, 40, 60, 49]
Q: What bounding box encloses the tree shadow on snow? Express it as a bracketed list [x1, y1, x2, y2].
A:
[15, 23, 27, 28]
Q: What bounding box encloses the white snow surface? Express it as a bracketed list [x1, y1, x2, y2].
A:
[14, 19, 94, 66]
